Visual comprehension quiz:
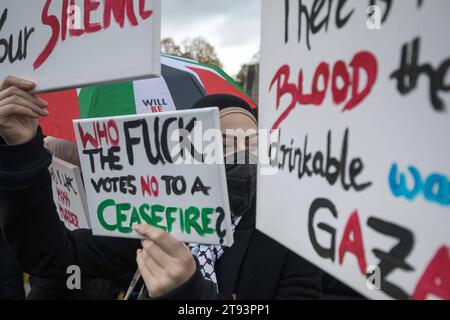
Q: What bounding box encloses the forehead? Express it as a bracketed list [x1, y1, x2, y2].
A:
[219, 109, 257, 132]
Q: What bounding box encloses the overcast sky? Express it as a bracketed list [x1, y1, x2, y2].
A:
[161, 0, 261, 76]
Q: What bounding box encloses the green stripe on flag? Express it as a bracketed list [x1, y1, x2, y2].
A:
[78, 82, 137, 119]
[162, 54, 252, 101]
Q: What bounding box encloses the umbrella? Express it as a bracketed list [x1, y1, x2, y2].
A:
[38, 54, 256, 142]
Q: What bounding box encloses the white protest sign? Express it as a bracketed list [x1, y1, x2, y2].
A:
[73, 108, 234, 246]
[49, 157, 90, 231]
[133, 78, 177, 114]
[257, 0, 450, 300]
[0, 0, 161, 92]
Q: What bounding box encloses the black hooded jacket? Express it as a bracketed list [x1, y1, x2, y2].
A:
[0, 229, 25, 300]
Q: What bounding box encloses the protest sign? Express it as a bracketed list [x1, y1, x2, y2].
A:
[257, 0, 450, 300]
[49, 157, 90, 231]
[133, 78, 177, 114]
[73, 108, 234, 246]
[0, 0, 161, 92]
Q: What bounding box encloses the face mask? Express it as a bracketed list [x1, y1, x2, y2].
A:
[225, 151, 258, 216]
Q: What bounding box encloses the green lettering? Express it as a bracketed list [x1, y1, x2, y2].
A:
[129, 206, 142, 229]
[97, 199, 117, 231]
[165, 207, 178, 233]
[139, 203, 153, 224]
[201, 208, 215, 235]
[117, 203, 132, 234]
[185, 206, 204, 236]
[179, 208, 185, 233]
[151, 205, 167, 231]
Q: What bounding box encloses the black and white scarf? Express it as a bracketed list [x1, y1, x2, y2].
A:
[188, 214, 242, 285]
[126, 215, 242, 300]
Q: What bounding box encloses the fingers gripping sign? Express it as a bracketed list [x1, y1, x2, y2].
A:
[135, 224, 196, 298]
[0, 75, 49, 145]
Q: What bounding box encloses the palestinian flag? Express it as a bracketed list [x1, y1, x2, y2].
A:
[39, 54, 256, 142]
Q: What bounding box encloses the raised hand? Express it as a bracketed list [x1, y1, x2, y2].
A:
[0, 76, 49, 145]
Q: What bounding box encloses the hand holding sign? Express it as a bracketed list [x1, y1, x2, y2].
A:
[74, 108, 234, 246]
[135, 224, 196, 298]
[0, 76, 48, 145]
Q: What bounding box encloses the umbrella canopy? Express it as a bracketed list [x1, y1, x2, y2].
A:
[39, 54, 256, 141]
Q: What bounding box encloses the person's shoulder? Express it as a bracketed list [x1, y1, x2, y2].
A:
[252, 230, 290, 255]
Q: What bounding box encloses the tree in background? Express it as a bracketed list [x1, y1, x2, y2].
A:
[161, 38, 183, 57]
[161, 37, 223, 68]
[182, 38, 223, 68]
[236, 52, 260, 103]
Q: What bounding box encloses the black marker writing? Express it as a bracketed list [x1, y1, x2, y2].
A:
[284, 0, 354, 50]
[0, 8, 35, 64]
[390, 37, 450, 112]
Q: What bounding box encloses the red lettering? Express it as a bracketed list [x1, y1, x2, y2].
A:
[310, 62, 330, 105]
[69, 0, 85, 37]
[139, 0, 153, 20]
[141, 176, 159, 197]
[56, 187, 70, 207]
[150, 176, 159, 197]
[34, 0, 60, 70]
[96, 121, 110, 146]
[35, 0, 153, 69]
[338, 210, 367, 275]
[412, 246, 450, 300]
[151, 106, 163, 113]
[61, 0, 69, 41]
[103, 0, 138, 28]
[78, 120, 120, 149]
[78, 123, 99, 149]
[59, 205, 79, 228]
[344, 51, 378, 112]
[270, 65, 297, 131]
[107, 119, 120, 146]
[332, 61, 350, 105]
[84, 0, 102, 33]
[270, 51, 378, 129]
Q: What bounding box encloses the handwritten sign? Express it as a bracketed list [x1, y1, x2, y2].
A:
[49, 157, 90, 231]
[73, 108, 234, 246]
[257, 0, 450, 300]
[0, 0, 161, 92]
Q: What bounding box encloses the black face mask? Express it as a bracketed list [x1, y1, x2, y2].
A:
[225, 151, 257, 216]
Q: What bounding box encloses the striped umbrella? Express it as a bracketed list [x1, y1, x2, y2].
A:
[39, 54, 256, 142]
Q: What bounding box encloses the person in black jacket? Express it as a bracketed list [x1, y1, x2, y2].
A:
[134, 94, 322, 299]
[26, 137, 124, 300]
[0, 76, 322, 299]
[0, 228, 25, 300]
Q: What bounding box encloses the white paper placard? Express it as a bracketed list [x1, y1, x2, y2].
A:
[49, 157, 90, 231]
[0, 0, 161, 92]
[257, 0, 449, 300]
[73, 108, 234, 246]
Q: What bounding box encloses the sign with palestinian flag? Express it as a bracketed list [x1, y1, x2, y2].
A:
[38, 55, 256, 141]
[1, 0, 161, 92]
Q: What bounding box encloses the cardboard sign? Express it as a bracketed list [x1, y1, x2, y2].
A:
[49, 157, 90, 231]
[257, 0, 450, 300]
[0, 0, 161, 92]
[73, 108, 234, 246]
